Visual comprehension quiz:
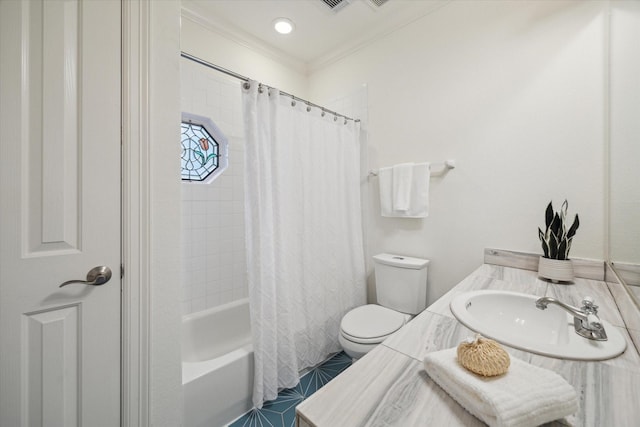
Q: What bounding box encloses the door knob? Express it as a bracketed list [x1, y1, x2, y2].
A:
[59, 266, 112, 288]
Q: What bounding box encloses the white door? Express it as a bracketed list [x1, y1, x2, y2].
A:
[0, 0, 121, 426]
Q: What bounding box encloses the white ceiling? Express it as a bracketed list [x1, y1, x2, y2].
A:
[182, 0, 448, 72]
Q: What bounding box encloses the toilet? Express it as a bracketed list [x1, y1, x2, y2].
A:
[339, 253, 430, 360]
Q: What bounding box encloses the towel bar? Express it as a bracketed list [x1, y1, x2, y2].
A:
[368, 159, 455, 177]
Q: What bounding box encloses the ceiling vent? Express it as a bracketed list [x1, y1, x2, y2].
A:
[320, 0, 353, 12]
[367, 0, 391, 7]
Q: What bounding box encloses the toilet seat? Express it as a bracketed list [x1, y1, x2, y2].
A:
[340, 304, 407, 344]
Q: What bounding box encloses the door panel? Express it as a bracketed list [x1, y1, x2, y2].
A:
[24, 304, 80, 426]
[30, 0, 81, 252]
[0, 1, 121, 426]
[24, 0, 81, 254]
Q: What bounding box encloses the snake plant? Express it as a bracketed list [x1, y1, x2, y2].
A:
[538, 200, 580, 260]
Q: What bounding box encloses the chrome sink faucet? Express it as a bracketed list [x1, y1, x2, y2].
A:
[535, 296, 608, 341]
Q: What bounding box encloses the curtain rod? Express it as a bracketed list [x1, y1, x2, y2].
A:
[181, 51, 360, 123]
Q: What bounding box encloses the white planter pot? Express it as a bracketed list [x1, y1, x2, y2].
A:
[538, 256, 574, 283]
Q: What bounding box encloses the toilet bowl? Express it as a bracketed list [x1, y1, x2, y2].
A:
[339, 253, 429, 360]
[339, 304, 411, 359]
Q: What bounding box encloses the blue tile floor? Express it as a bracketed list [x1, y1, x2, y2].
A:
[229, 351, 352, 427]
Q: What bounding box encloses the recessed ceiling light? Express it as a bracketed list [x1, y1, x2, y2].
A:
[273, 18, 295, 35]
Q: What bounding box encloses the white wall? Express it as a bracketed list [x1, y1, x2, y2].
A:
[309, 0, 608, 304]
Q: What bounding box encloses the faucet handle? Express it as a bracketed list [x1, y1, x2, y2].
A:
[581, 296, 598, 313]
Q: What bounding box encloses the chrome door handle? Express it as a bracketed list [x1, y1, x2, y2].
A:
[59, 266, 112, 288]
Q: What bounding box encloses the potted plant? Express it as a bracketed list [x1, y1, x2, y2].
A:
[537, 200, 580, 283]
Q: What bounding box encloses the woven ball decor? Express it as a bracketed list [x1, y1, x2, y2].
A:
[457, 334, 510, 377]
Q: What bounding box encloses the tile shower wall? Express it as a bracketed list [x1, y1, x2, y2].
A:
[180, 58, 368, 315]
[180, 59, 248, 315]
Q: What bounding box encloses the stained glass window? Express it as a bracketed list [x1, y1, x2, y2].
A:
[181, 113, 228, 182]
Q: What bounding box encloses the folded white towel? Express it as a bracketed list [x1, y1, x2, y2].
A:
[392, 163, 414, 211]
[423, 348, 578, 427]
[379, 162, 430, 218]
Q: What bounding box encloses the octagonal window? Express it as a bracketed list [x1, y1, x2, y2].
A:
[181, 112, 228, 182]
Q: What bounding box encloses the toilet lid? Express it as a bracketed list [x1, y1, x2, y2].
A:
[340, 305, 407, 344]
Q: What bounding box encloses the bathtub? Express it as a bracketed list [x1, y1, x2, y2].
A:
[182, 298, 254, 427]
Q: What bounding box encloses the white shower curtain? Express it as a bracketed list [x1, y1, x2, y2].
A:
[242, 81, 366, 408]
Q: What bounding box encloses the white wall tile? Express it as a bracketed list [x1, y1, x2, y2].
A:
[181, 301, 192, 316]
[205, 294, 220, 309]
[191, 298, 206, 313]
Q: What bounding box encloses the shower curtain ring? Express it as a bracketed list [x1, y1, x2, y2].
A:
[291, 100, 296, 107]
[334, 115, 338, 121]
[306, 104, 311, 112]
[243, 82, 250, 90]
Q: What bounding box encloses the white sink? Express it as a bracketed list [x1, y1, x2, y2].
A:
[449, 290, 627, 361]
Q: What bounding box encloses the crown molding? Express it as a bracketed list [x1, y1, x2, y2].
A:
[309, 0, 450, 73]
[180, 1, 451, 76]
[181, 6, 308, 76]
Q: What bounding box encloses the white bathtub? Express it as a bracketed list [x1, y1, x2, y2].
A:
[182, 298, 254, 427]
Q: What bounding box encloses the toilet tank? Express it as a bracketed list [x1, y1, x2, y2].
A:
[373, 253, 429, 315]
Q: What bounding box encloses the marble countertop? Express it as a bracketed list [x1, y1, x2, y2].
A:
[295, 264, 640, 427]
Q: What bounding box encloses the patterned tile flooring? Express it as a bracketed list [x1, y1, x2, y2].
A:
[229, 352, 352, 427]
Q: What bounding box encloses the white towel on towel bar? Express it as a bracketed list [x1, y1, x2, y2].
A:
[378, 166, 394, 216]
[379, 162, 430, 218]
[392, 163, 413, 211]
[423, 347, 578, 427]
